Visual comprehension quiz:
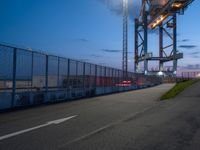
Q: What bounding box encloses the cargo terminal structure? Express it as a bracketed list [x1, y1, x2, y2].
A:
[134, 0, 194, 76]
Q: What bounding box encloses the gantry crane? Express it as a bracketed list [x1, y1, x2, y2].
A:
[134, 0, 195, 76]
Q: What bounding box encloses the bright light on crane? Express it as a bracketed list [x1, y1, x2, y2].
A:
[149, 14, 169, 29]
[172, 2, 183, 8]
[148, 0, 194, 29]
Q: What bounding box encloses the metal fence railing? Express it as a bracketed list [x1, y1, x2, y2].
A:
[0, 44, 162, 110]
[181, 72, 200, 79]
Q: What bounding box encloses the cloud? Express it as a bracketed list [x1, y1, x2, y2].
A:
[178, 39, 190, 43]
[101, 49, 121, 53]
[190, 51, 200, 55]
[97, 0, 141, 20]
[101, 49, 133, 54]
[192, 55, 200, 58]
[91, 54, 103, 58]
[189, 51, 200, 58]
[184, 64, 200, 69]
[181, 39, 190, 42]
[97, 0, 122, 15]
[75, 38, 89, 43]
[178, 45, 198, 49]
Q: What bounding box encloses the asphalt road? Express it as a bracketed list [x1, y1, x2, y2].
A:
[0, 82, 200, 150]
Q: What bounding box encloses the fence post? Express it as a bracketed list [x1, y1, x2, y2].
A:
[11, 48, 17, 108]
[100, 66, 102, 92]
[117, 70, 119, 90]
[76, 61, 78, 77]
[182, 72, 183, 80]
[95, 65, 97, 93]
[112, 68, 114, 92]
[57, 57, 60, 88]
[31, 52, 34, 91]
[90, 64, 92, 90]
[67, 59, 70, 78]
[45, 55, 48, 101]
[90, 64, 92, 75]
[102, 66, 104, 90]
[67, 59, 70, 98]
[83, 62, 86, 95]
[104, 67, 106, 90]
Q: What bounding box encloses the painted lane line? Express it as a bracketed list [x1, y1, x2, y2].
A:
[60, 105, 159, 148]
[0, 115, 77, 141]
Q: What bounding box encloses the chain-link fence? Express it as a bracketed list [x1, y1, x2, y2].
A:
[0, 44, 162, 110]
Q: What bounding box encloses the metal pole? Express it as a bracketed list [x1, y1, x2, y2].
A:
[122, 0, 128, 77]
[111, 68, 114, 87]
[67, 59, 70, 96]
[173, 14, 177, 75]
[182, 72, 183, 80]
[90, 64, 92, 76]
[31, 52, 34, 91]
[159, 24, 164, 72]
[134, 18, 139, 73]
[11, 48, 17, 108]
[67, 59, 70, 78]
[90, 64, 92, 90]
[104, 67, 106, 93]
[45, 55, 48, 94]
[83, 62, 86, 94]
[94, 65, 97, 93]
[144, 11, 148, 75]
[76, 61, 78, 77]
[57, 57, 60, 88]
[118, 69, 120, 91]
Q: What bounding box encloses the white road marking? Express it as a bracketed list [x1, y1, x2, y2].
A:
[0, 115, 77, 141]
[60, 105, 158, 148]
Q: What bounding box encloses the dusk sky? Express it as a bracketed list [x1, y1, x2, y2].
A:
[0, 0, 199, 72]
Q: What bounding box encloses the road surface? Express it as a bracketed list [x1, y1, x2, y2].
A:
[0, 82, 199, 150]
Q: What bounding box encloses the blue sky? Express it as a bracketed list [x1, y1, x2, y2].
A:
[0, 0, 199, 72]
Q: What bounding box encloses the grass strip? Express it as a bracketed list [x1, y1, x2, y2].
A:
[160, 79, 199, 100]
